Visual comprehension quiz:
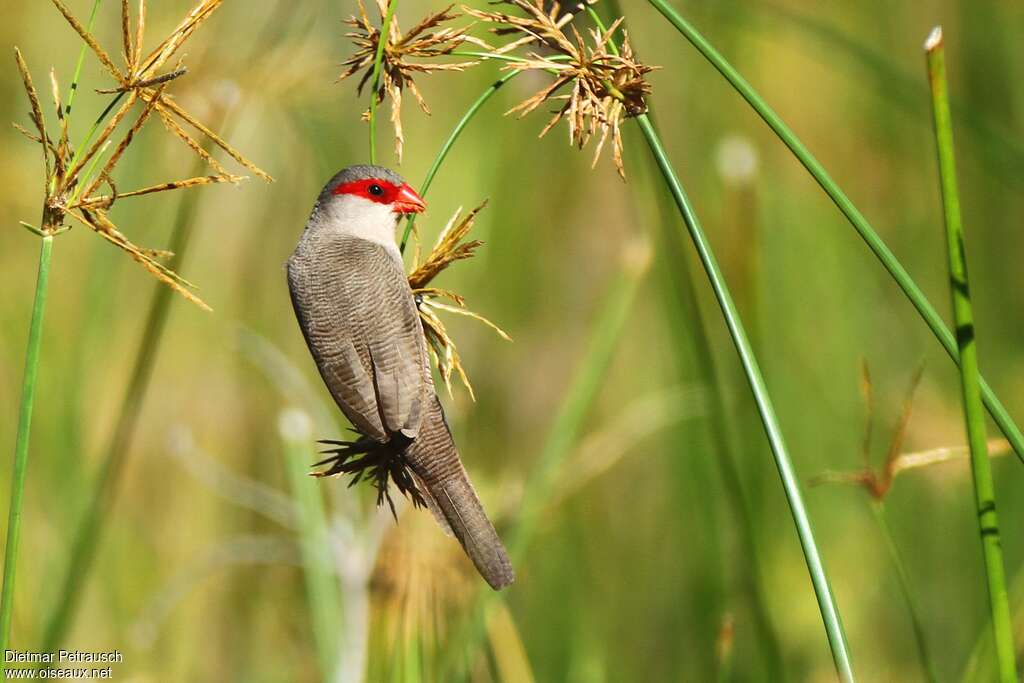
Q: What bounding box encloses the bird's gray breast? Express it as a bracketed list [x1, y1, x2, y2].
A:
[287, 231, 430, 442]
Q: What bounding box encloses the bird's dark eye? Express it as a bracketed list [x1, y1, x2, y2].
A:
[368, 183, 384, 196]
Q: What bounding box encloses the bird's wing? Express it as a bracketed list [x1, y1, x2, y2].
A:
[288, 235, 429, 442]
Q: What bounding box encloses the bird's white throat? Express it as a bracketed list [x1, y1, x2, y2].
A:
[310, 194, 402, 259]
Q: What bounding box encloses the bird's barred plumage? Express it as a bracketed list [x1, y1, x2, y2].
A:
[287, 165, 514, 590]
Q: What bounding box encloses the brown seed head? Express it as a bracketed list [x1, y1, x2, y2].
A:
[407, 202, 510, 400]
[339, 0, 486, 161]
[13, 0, 271, 309]
[465, 0, 658, 178]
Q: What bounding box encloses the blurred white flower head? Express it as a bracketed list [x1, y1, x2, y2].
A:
[277, 407, 314, 442]
[715, 134, 759, 186]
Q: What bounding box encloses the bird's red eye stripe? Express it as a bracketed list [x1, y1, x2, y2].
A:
[332, 178, 400, 205]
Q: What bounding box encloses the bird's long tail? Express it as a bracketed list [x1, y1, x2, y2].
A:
[406, 404, 514, 590]
[423, 468, 515, 590]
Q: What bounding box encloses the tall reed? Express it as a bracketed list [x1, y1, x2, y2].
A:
[587, 8, 853, 675]
[645, 0, 1024, 464]
[0, 235, 54, 666]
[925, 27, 1016, 683]
[2, 0, 106, 657]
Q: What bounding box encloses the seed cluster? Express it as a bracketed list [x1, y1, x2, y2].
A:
[13, 0, 270, 309]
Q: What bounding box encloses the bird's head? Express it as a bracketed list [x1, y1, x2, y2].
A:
[310, 165, 426, 249]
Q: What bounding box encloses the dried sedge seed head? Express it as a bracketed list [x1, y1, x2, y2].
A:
[809, 365, 928, 501]
[339, 0, 485, 162]
[407, 202, 510, 400]
[465, 0, 658, 178]
[14, 0, 271, 310]
[370, 501, 477, 660]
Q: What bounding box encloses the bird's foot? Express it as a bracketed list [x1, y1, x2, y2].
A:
[313, 434, 424, 519]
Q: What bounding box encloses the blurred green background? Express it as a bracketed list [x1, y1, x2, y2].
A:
[1, 0, 1023, 680]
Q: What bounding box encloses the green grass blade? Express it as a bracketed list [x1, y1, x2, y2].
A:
[368, 0, 398, 164]
[400, 69, 521, 253]
[634, 113, 854, 682]
[648, 173, 785, 679]
[509, 250, 648, 559]
[279, 410, 343, 680]
[0, 235, 54, 672]
[398, 53, 572, 253]
[64, 0, 104, 116]
[644, 0, 1024, 465]
[925, 28, 1016, 683]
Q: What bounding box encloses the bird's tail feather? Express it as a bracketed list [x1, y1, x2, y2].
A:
[423, 472, 515, 590]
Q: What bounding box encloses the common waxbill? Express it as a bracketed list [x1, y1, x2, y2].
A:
[287, 164, 514, 590]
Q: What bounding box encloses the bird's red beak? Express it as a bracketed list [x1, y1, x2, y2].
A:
[392, 184, 426, 214]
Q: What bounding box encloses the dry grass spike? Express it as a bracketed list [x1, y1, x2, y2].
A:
[407, 202, 510, 399]
[338, 0, 487, 161]
[465, 0, 657, 178]
[13, 0, 271, 310]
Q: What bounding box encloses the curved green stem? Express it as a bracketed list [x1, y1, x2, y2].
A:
[368, 0, 399, 164]
[645, 0, 1024, 465]
[400, 70, 521, 252]
[636, 113, 854, 681]
[926, 30, 1016, 683]
[400, 53, 573, 253]
[0, 236, 54, 672]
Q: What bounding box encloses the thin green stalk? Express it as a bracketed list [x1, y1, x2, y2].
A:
[925, 28, 1016, 683]
[510, 254, 648, 559]
[1, 235, 54, 672]
[635, 113, 854, 681]
[280, 419, 342, 680]
[645, 0, 1024, 464]
[962, 565, 1024, 683]
[644, 155, 785, 678]
[65, 0, 104, 115]
[368, 0, 398, 164]
[400, 70, 521, 252]
[39, 131, 220, 655]
[869, 500, 939, 683]
[399, 53, 572, 253]
[592, 5, 784, 673]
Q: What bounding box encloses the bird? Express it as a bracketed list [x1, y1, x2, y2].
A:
[286, 164, 515, 590]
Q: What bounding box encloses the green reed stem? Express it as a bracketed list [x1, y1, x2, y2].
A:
[510, 255, 648, 558]
[1, 235, 54, 672]
[591, 8, 791, 673]
[594, 5, 785, 673]
[65, 0, 104, 115]
[635, 113, 854, 681]
[639, 144, 785, 678]
[399, 53, 571, 254]
[400, 70, 520, 253]
[368, 0, 398, 164]
[65, 90, 126, 194]
[280, 419, 342, 680]
[869, 500, 939, 683]
[645, 0, 1024, 465]
[925, 28, 1016, 683]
